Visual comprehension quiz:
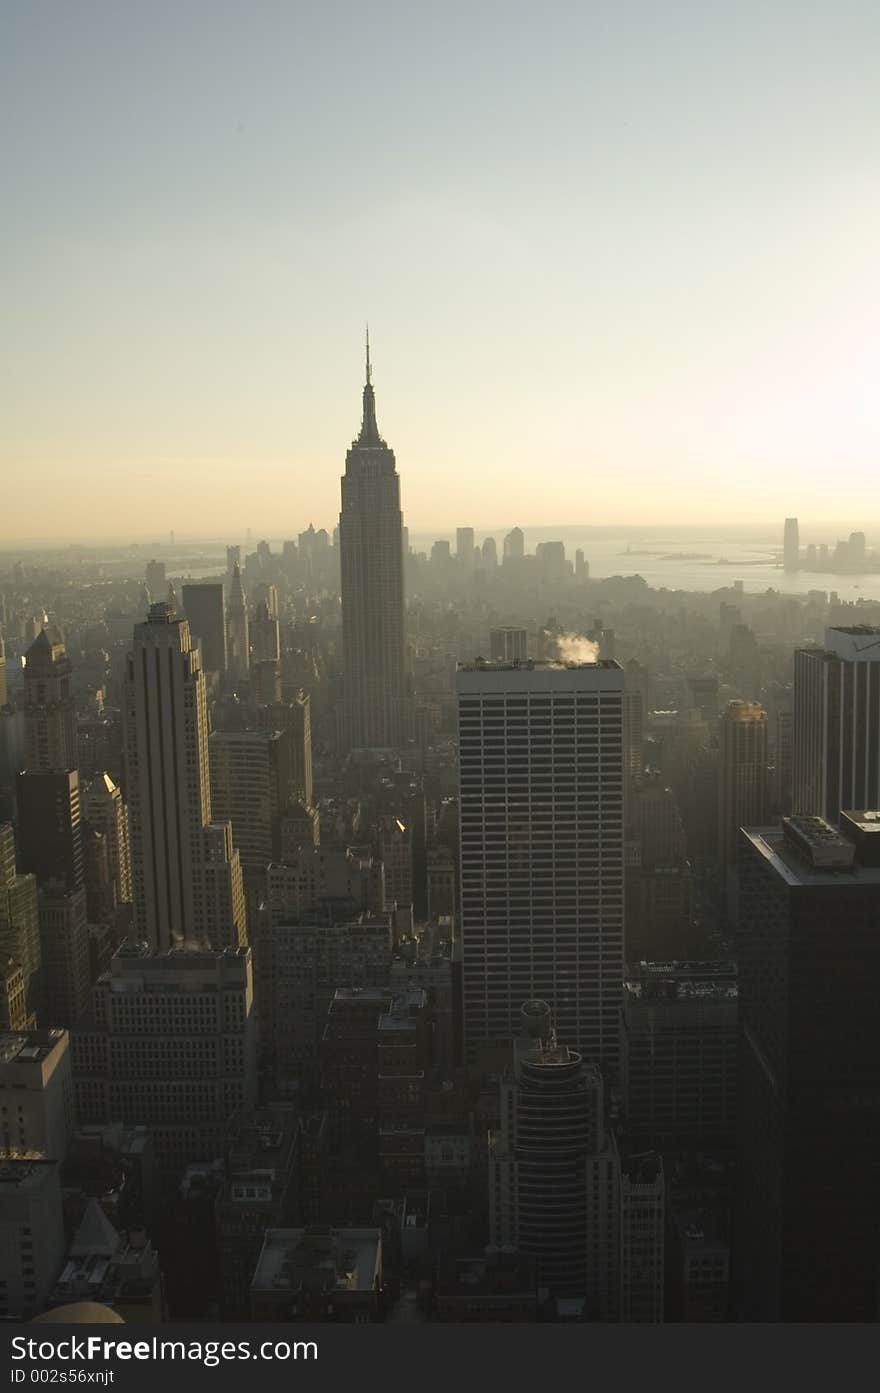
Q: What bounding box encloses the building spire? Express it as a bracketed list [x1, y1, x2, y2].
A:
[357, 326, 382, 446]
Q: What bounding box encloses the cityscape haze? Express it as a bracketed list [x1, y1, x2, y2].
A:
[2, 0, 880, 1353]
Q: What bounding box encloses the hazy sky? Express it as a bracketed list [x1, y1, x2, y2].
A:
[3, 0, 879, 542]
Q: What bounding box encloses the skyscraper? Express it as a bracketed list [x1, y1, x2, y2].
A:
[82, 773, 132, 910]
[456, 527, 475, 568]
[181, 583, 228, 677]
[16, 769, 83, 892]
[339, 335, 409, 752]
[226, 563, 250, 680]
[256, 691, 313, 807]
[22, 628, 78, 772]
[489, 1007, 622, 1313]
[144, 559, 166, 598]
[783, 517, 800, 571]
[0, 823, 40, 1026]
[622, 961, 738, 1149]
[251, 659, 282, 708]
[124, 598, 245, 949]
[793, 626, 880, 823]
[736, 815, 880, 1319]
[209, 729, 290, 911]
[503, 527, 525, 563]
[718, 700, 767, 893]
[250, 600, 280, 665]
[457, 657, 625, 1076]
[37, 884, 91, 1029]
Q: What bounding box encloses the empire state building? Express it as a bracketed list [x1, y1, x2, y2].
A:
[339, 336, 409, 751]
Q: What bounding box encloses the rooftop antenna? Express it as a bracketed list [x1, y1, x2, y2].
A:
[365, 322, 372, 385]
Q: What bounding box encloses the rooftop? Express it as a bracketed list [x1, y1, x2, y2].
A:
[437, 1248, 536, 1299]
[802, 627, 880, 663]
[0, 1157, 58, 1190]
[627, 960, 737, 979]
[0, 1028, 67, 1068]
[842, 810, 880, 835]
[225, 1107, 299, 1189]
[622, 1151, 664, 1187]
[251, 1227, 381, 1295]
[673, 1207, 729, 1254]
[784, 815, 856, 869]
[113, 940, 249, 965]
[458, 658, 622, 673]
[743, 821, 880, 887]
[624, 977, 737, 1003]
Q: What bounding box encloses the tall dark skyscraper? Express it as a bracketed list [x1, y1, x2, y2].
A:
[736, 814, 880, 1320]
[181, 583, 228, 677]
[339, 335, 409, 752]
[16, 769, 83, 892]
[793, 626, 880, 824]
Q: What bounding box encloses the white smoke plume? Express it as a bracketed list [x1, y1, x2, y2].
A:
[555, 632, 600, 664]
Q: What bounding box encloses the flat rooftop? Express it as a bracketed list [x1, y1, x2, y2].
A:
[437, 1251, 535, 1298]
[0, 1029, 67, 1068]
[251, 1228, 381, 1295]
[842, 810, 880, 835]
[624, 978, 737, 1003]
[743, 825, 880, 888]
[458, 658, 622, 674]
[674, 1208, 729, 1254]
[0, 1157, 58, 1190]
[801, 627, 880, 663]
[626, 960, 737, 979]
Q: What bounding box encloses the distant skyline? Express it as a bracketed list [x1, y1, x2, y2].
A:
[3, 1, 878, 540]
[5, 520, 880, 552]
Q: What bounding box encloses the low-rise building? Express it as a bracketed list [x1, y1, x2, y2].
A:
[433, 1247, 538, 1322]
[48, 1198, 163, 1322]
[250, 1226, 383, 1322]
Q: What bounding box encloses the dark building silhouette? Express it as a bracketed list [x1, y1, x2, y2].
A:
[622, 961, 737, 1149]
[181, 583, 228, 677]
[339, 335, 409, 751]
[16, 769, 83, 892]
[735, 814, 880, 1320]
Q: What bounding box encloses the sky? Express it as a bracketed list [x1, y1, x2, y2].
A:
[2, 0, 879, 543]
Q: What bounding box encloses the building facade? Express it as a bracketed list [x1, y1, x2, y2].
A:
[489, 1014, 620, 1313]
[793, 626, 880, 824]
[72, 944, 256, 1182]
[22, 629, 78, 772]
[718, 700, 768, 902]
[0, 1028, 74, 1160]
[457, 659, 625, 1076]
